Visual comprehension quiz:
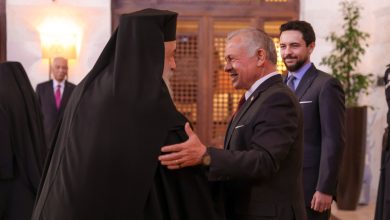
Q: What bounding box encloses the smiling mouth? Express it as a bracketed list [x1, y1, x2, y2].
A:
[229, 73, 239, 81]
[285, 58, 296, 61]
[284, 59, 298, 65]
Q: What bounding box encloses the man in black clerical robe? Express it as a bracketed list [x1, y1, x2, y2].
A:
[31, 9, 223, 220]
[375, 64, 390, 220]
[0, 62, 46, 220]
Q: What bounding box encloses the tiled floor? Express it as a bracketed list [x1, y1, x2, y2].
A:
[330, 202, 375, 220]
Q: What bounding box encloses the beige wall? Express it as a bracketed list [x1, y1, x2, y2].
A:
[6, 0, 111, 87]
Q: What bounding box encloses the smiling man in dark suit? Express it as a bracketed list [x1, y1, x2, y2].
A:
[36, 56, 75, 146]
[279, 20, 345, 220]
[160, 28, 306, 220]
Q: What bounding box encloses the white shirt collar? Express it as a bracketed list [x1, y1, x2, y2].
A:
[53, 80, 65, 89]
[53, 80, 65, 97]
[245, 72, 279, 100]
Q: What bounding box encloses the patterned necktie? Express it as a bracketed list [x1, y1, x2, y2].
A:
[236, 94, 246, 111]
[231, 94, 246, 120]
[286, 75, 296, 91]
[55, 84, 61, 110]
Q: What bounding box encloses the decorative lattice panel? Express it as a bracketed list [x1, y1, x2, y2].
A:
[263, 20, 287, 74]
[273, 38, 287, 73]
[170, 35, 199, 128]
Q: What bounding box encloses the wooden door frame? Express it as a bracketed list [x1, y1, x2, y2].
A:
[111, 1, 300, 30]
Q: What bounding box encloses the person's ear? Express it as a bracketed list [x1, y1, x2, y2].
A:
[256, 49, 266, 67]
[307, 42, 315, 55]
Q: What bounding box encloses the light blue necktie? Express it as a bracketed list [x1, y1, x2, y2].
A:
[286, 75, 296, 91]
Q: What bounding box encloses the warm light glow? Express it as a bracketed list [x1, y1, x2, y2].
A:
[273, 38, 287, 73]
[38, 17, 81, 59]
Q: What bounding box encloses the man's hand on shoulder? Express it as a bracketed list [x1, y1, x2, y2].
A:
[159, 122, 206, 169]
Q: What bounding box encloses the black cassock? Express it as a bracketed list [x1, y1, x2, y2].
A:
[32, 9, 223, 220]
[0, 62, 46, 219]
[375, 65, 390, 220]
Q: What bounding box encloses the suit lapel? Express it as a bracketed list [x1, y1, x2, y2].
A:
[60, 81, 72, 111]
[47, 80, 57, 110]
[62, 82, 71, 104]
[225, 75, 282, 149]
[294, 65, 318, 100]
[225, 93, 254, 149]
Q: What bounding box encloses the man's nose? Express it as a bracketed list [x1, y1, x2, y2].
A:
[224, 62, 232, 72]
[283, 46, 292, 55]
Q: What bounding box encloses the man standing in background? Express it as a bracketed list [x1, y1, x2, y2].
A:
[36, 56, 75, 146]
[279, 20, 345, 220]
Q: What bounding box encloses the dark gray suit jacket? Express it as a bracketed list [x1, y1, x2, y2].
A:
[207, 75, 306, 220]
[36, 80, 75, 146]
[290, 64, 345, 206]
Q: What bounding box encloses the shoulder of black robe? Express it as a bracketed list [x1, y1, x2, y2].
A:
[0, 61, 46, 181]
[145, 115, 225, 220]
[32, 9, 194, 220]
[0, 61, 46, 218]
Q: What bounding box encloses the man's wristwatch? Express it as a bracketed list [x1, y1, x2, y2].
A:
[201, 150, 211, 166]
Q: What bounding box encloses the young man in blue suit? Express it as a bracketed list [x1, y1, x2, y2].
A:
[279, 20, 345, 220]
[36, 57, 75, 146]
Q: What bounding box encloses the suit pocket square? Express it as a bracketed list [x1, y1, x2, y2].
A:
[299, 101, 312, 104]
[235, 124, 245, 129]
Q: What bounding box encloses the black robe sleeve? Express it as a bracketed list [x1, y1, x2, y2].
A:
[145, 123, 224, 220]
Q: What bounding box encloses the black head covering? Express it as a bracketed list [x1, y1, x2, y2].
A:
[32, 9, 187, 220]
[384, 64, 390, 85]
[0, 62, 46, 219]
[384, 64, 390, 125]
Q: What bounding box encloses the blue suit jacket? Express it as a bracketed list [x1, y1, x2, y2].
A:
[288, 64, 345, 206]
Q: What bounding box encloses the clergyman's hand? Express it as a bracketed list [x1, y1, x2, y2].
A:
[158, 122, 206, 169]
[311, 191, 332, 213]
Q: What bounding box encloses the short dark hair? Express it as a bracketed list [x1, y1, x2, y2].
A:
[279, 20, 316, 46]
